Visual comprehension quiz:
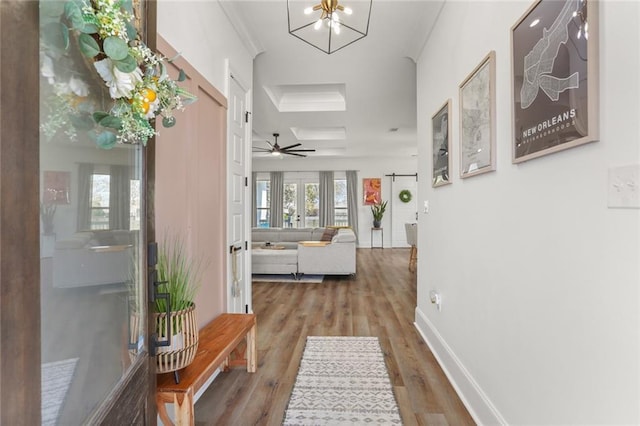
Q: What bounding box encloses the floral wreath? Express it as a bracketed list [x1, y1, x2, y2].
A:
[41, 0, 195, 148]
[399, 189, 412, 203]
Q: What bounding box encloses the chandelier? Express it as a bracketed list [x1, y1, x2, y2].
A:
[287, 0, 373, 54]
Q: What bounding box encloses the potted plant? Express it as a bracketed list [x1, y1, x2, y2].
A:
[371, 200, 387, 229]
[154, 234, 203, 375]
[40, 201, 56, 235]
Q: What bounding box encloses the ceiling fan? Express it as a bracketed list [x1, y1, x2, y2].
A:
[253, 133, 316, 157]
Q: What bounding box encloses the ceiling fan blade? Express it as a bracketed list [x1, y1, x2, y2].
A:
[284, 148, 316, 152]
[252, 147, 273, 152]
[280, 143, 302, 150]
[284, 152, 307, 157]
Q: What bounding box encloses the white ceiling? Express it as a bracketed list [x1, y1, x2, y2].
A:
[221, 0, 444, 160]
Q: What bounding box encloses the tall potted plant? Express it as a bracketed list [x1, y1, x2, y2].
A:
[371, 200, 387, 229]
[154, 234, 202, 375]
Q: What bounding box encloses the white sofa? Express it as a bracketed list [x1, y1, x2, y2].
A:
[251, 227, 356, 276]
[52, 230, 137, 288]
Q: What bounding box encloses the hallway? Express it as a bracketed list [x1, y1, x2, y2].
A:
[194, 248, 475, 425]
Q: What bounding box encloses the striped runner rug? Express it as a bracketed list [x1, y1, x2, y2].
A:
[283, 336, 403, 425]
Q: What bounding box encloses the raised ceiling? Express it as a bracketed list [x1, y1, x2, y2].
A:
[221, 0, 444, 159]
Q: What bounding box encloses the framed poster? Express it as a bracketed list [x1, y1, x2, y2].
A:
[511, 0, 599, 163]
[363, 178, 381, 205]
[459, 50, 496, 178]
[43, 171, 70, 204]
[432, 99, 452, 187]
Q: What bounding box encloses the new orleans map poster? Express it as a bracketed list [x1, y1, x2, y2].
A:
[511, 0, 598, 163]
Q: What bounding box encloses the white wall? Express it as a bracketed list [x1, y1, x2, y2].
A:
[415, 1, 639, 425]
[157, 1, 253, 96]
[253, 157, 417, 247]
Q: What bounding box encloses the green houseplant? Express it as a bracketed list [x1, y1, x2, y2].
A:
[154, 234, 203, 375]
[371, 200, 387, 229]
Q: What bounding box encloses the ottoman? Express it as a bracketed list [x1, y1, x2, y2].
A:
[252, 248, 298, 276]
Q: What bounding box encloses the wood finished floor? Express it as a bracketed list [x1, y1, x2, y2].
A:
[194, 248, 475, 425]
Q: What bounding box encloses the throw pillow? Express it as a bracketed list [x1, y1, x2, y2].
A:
[320, 228, 338, 241]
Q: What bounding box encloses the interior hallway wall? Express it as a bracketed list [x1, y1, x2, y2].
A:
[156, 3, 253, 323]
[415, 1, 639, 424]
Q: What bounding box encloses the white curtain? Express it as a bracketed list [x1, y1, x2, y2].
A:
[319, 171, 334, 227]
[346, 170, 359, 243]
[109, 165, 131, 230]
[269, 171, 283, 228]
[251, 172, 257, 227]
[77, 163, 93, 231]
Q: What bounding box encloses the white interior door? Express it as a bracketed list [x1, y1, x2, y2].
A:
[227, 72, 251, 313]
[391, 176, 418, 247]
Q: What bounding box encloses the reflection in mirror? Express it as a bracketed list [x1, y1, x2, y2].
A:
[39, 1, 145, 423]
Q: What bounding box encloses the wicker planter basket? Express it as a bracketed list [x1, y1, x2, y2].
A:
[155, 303, 198, 374]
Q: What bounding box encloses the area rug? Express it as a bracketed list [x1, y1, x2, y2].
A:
[41, 357, 78, 426]
[283, 336, 402, 425]
[252, 274, 324, 283]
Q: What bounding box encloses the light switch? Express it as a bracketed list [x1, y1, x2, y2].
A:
[608, 165, 640, 209]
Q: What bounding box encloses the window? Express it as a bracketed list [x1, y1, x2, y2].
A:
[90, 173, 110, 230]
[334, 179, 348, 226]
[304, 182, 319, 227]
[283, 182, 297, 227]
[255, 179, 270, 227]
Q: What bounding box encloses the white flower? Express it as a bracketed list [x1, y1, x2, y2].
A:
[69, 75, 89, 97]
[41, 54, 56, 85]
[94, 58, 143, 99]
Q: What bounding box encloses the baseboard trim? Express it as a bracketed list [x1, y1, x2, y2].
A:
[414, 307, 506, 425]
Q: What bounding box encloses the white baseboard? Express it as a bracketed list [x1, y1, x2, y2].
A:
[414, 307, 506, 426]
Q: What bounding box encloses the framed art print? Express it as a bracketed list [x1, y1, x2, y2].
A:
[432, 99, 452, 187]
[363, 178, 381, 205]
[511, 0, 599, 163]
[43, 171, 70, 204]
[459, 50, 496, 178]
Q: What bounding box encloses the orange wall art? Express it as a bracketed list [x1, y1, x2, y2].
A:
[363, 178, 381, 205]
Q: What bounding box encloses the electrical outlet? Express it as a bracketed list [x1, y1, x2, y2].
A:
[608, 165, 640, 209]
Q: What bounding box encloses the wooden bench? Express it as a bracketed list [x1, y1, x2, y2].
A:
[156, 313, 257, 426]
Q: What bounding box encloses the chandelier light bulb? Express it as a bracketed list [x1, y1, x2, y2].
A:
[334, 22, 341, 34]
[344, 6, 352, 15]
[314, 18, 323, 30]
[304, 6, 313, 14]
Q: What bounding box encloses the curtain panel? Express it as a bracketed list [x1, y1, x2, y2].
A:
[346, 170, 359, 243]
[319, 171, 335, 227]
[77, 163, 93, 231]
[269, 171, 283, 228]
[109, 165, 131, 230]
[252, 172, 257, 227]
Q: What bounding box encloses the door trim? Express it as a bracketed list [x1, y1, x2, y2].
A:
[0, 2, 41, 423]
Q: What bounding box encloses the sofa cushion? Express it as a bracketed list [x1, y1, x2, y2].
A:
[278, 229, 314, 242]
[55, 232, 92, 249]
[332, 229, 356, 243]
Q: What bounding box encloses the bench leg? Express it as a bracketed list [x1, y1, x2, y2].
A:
[157, 390, 194, 426]
[247, 323, 257, 373]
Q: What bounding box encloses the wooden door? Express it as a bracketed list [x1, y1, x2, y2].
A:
[0, 1, 156, 424]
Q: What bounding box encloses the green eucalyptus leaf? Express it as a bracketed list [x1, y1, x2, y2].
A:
[43, 22, 69, 51]
[78, 33, 100, 58]
[125, 21, 138, 40]
[121, 0, 134, 13]
[162, 116, 176, 128]
[96, 132, 118, 149]
[103, 36, 129, 61]
[64, 1, 84, 29]
[98, 115, 123, 130]
[177, 69, 186, 82]
[79, 22, 99, 34]
[70, 113, 95, 131]
[92, 111, 110, 123]
[114, 55, 138, 73]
